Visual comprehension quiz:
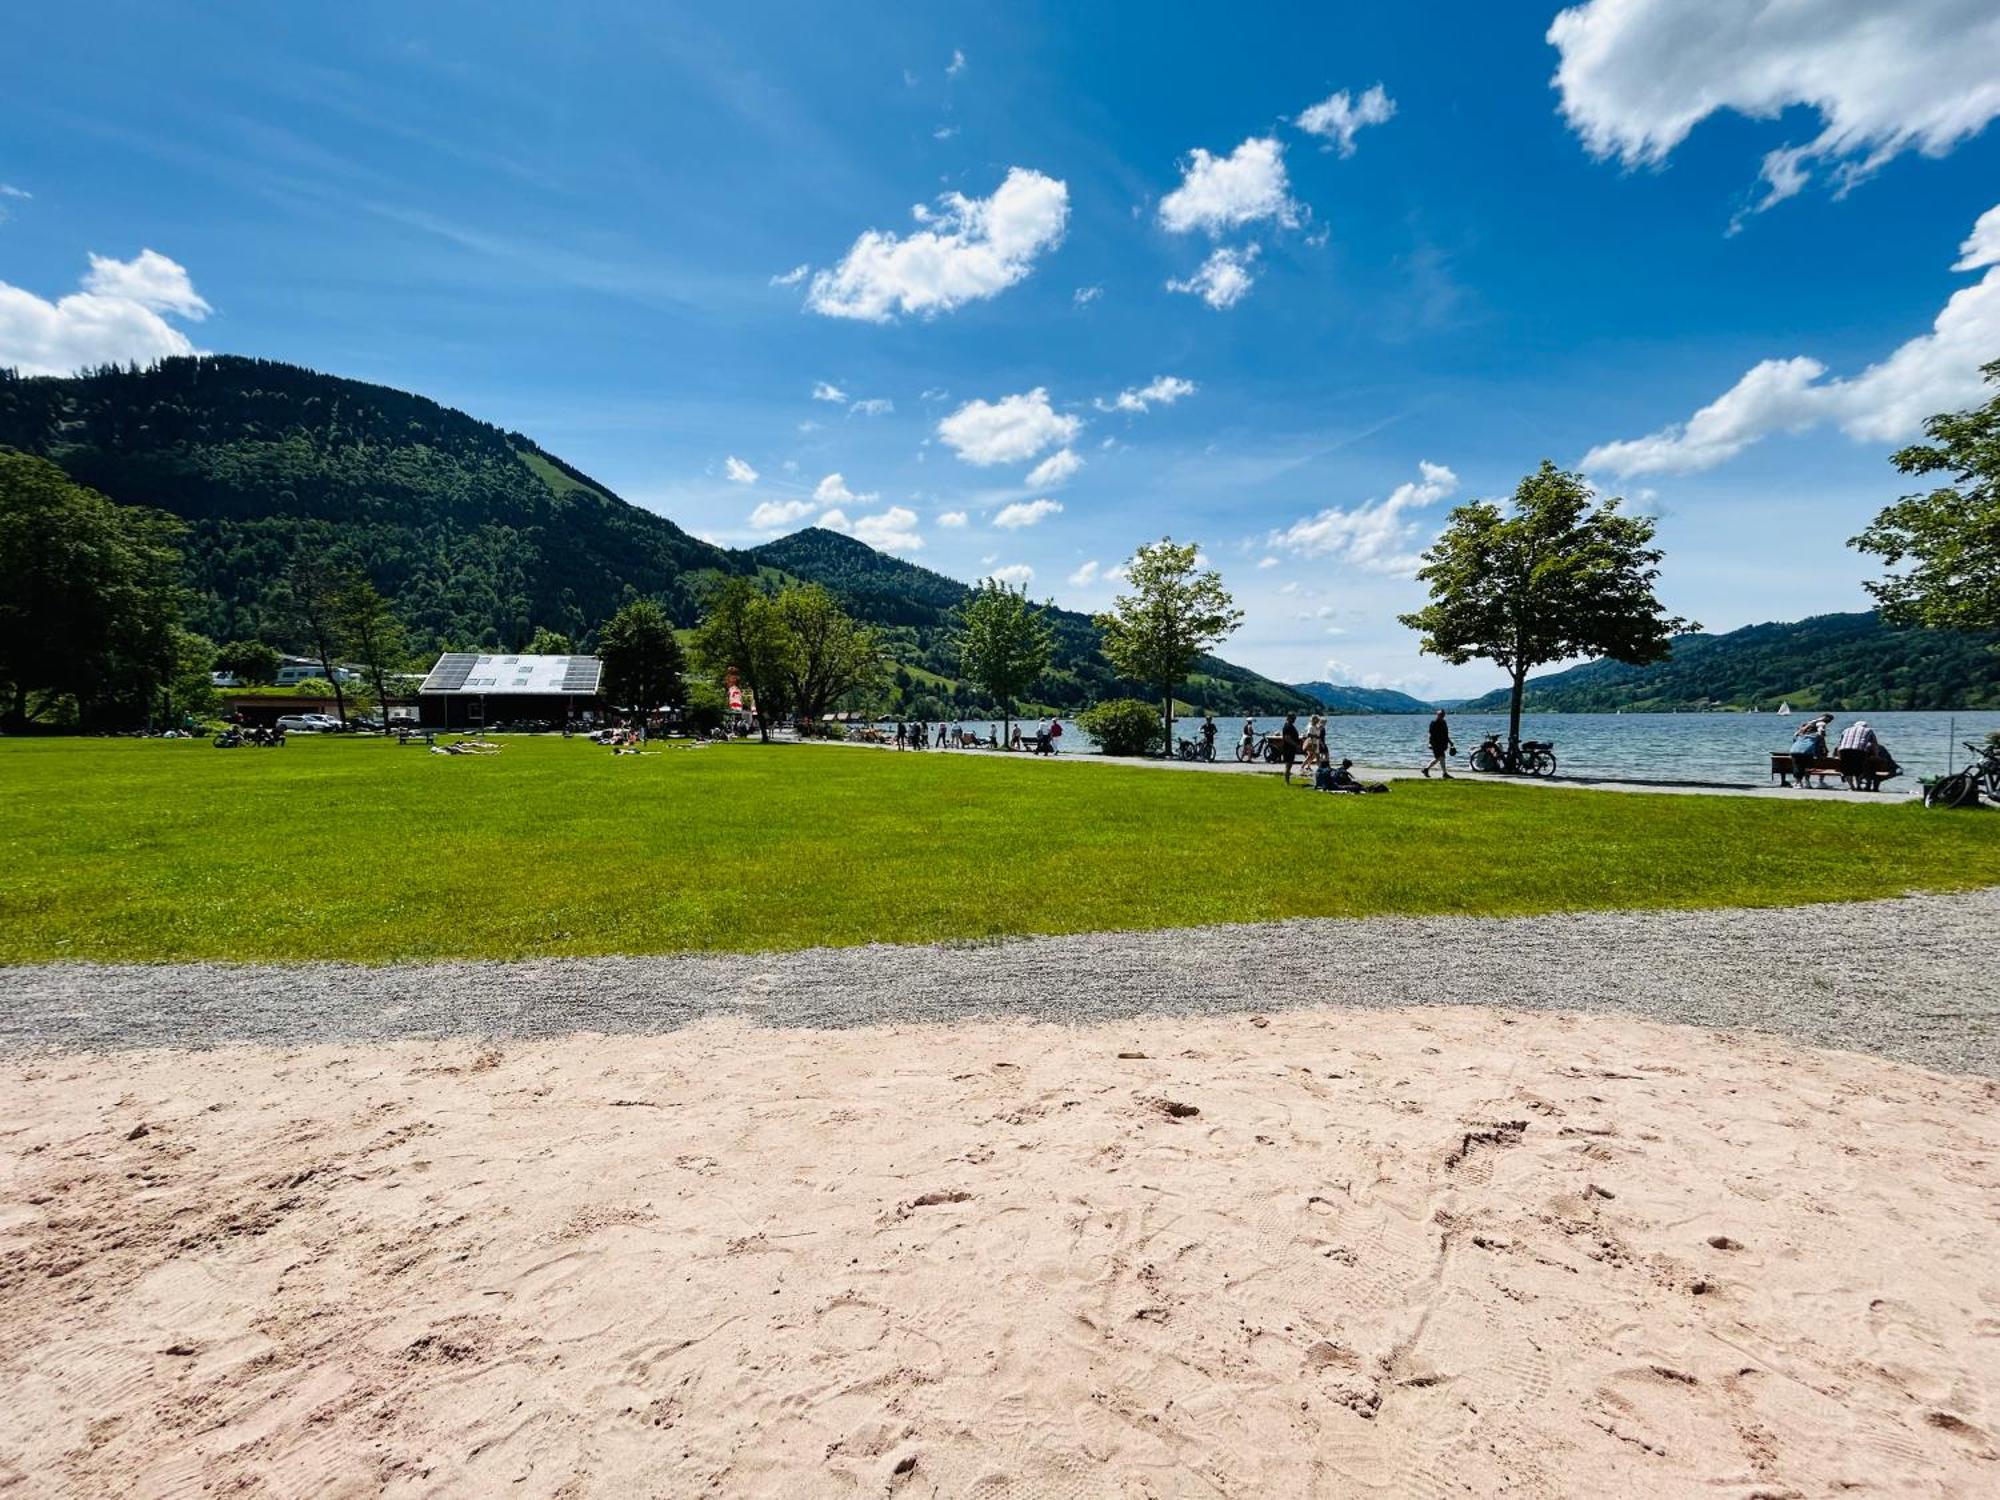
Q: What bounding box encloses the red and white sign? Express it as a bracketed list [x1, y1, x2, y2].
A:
[727, 684, 743, 710]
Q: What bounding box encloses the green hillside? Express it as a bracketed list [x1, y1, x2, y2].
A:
[1289, 680, 1435, 714]
[1461, 611, 2000, 713]
[749, 528, 1317, 717]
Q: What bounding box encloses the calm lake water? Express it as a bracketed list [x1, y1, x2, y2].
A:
[890, 711, 2000, 786]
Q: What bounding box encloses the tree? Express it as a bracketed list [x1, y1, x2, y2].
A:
[286, 550, 351, 725]
[335, 575, 410, 731]
[776, 584, 882, 723]
[0, 447, 185, 732]
[526, 626, 574, 655]
[956, 579, 1055, 748]
[1399, 461, 1692, 768]
[691, 579, 790, 740]
[1094, 539, 1243, 754]
[1851, 359, 2000, 633]
[1077, 698, 1165, 758]
[216, 638, 281, 685]
[597, 599, 688, 719]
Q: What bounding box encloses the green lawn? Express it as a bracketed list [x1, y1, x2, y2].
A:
[1, 736, 1995, 964]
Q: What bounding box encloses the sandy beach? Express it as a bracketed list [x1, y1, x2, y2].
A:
[5, 1001, 1999, 1497]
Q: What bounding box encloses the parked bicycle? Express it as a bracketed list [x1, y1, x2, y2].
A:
[1468, 733, 1557, 777]
[1923, 740, 2000, 809]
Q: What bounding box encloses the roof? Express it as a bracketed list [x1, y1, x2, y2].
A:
[419, 653, 603, 696]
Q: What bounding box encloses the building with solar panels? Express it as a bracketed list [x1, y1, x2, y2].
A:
[418, 653, 604, 730]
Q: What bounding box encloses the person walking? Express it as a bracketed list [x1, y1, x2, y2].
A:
[894, 720, 907, 750]
[1422, 709, 1455, 779]
[1279, 713, 1302, 783]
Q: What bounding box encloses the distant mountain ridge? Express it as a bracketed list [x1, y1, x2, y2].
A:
[0, 356, 1314, 717]
[1288, 681, 1435, 714]
[1461, 611, 2000, 713]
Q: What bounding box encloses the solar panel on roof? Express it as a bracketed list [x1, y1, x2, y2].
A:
[420, 653, 604, 695]
[421, 653, 478, 692]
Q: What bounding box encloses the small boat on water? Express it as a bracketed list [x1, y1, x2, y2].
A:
[1777, 702, 1791, 715]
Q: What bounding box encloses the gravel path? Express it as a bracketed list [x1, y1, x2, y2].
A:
[4, 891, 1997, 1074]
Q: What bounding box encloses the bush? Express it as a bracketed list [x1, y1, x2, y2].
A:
[1078, 698, 1165, 758]
[683, 681, 725, 736]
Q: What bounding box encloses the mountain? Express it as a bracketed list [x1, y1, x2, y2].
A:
[0, 357, 1314, 717]
[750, 528, 1318, 717]
[1460, 611, 2000, 713]
[0, 357, 741, 650]
[1289, 681, 1434, 714]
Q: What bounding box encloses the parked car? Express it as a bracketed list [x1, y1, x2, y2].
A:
[275, 714, 343, 733]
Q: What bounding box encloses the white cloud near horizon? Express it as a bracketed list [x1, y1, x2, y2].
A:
[1582, 204, 2000, 476]
[1024, 447, 1083, 488]
[1548, 0, 2000, 217]
[723, 455, 759, 484]
[989, 563, 1034, 586]
[1268, 460, 1459, 576]
[1158, 137, 1297, 235]
[812, 380, 847, 402]
[1167, 245, 1259, 309]
[937, 510, 969, 528]
[813, 472, 876, 505]
[805, 167, 1069, 322]
[1096, 375, 1197, 413]
[749, 498, 814, 529]
[936, 387, 1081, 465]
[0, 249, 211, 377]
[1295, 84, 1396, 155]
[819, 503, 924, 553]
[993, 498, 1063, 529]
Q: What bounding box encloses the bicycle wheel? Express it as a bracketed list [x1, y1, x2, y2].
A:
[1925, 771, 1978, 809]
[1534, 750, 1557, 778]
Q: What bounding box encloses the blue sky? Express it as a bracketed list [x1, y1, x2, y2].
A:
[5, 1, 2000, 696]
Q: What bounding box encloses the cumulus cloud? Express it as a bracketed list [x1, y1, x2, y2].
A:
[947, 48, 967, 77]
[849, 397, 894, 416]
[1167, 245, 1259, 310]
[1582, 205, 2000, 476]
[1267, 461, 1459, 577]
[0, 249, 211, 377]
[812, 380, 848, 403]
[813, 473, 877, 505]
[1257, 555, 1279, 569]
[749, 498, 814, 530]
[1073, 285, 1102, 307]
[1158, 137, 1298, 234]
[770, 264, 809, 286]
[938, 510, 969, 528]
[820, 503, 924, 553]
[806, 167, 1069, 322]
[1096, 375, 1197, 414]
[993, 498, 1063, 529]
[1548, 0, 2000, 216]
[990, 563, 1034, 586]
[724, 455, 759, 484]
[1295, 84, 1396, 155]
[1024, 447, 1083, 488]
[936, 387, 1081, 465]
[1068, 560, 1102, 586]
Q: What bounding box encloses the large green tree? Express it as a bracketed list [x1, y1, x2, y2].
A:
[1400, 461, 1691, 767]
[955, 579, 1055, 747]
[285, 548, 352, 725]
[690, 578, 790, 741]
[1094, 539, 1243, 753]
[1851, 359, 2000, 633]
[335, 575, 411, 731]
[216, 638, 281, 686]
[775, 583, 881, 723]
[0, 448, 186, 732]
[597, 599, 688, 719]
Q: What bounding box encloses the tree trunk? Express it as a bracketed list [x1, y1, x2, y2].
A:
[1506, 667, 1527, 773]
[1161, 687, 1174, 759]
[756, 711, 769, 743]
[1001, 700, 1011, 751]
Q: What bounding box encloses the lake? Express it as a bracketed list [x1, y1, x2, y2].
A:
[888, 711, 2000, 786]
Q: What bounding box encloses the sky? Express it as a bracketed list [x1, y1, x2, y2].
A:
[4, 0, 2000, 698]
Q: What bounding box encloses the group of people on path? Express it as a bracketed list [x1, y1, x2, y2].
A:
[1786, 713, 1901, 789]
[891, 719, 1063, 754]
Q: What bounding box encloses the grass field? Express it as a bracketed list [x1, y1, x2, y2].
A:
[2, 736, 1996, 964]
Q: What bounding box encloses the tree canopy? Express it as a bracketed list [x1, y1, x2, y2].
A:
[690, 578, 791, 741]
[774, 583, 881, 722]
[1094, 539, 1243, 750]
[1852, 359, 2000, 634]
[1399, 461, 1691, 761]
[954, 579, 1055, 741]
[597, 599, 688, 716]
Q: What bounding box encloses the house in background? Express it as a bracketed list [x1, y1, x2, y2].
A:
[417, 653, 603, 730]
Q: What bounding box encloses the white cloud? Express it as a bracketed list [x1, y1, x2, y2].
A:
[994, 498, 1063, 530]
[1167, 245, 1259, 310]
[849, 397, 894, 416]
[938, 510, 969, 528]
[1073, 285, 1102, 307]
[933, 125, 958, 142]
[749, 498, 814, 530]
[1096, 375, 1197, 413]
[1068, 560, 1102, 586]
[1268, 460, 1458, 577]
[820, 503, 924, 553]
[1158, 137, 1297, 234]
[0, 249, 211, 378]
[0, 184, 27, 199]
[947, 48, 967, 77]
[814, 472, 877, 505]
[1548, 0, 2000, 216]
[812, 380, 848, 403]
[990, 563, 1034, 586]
[1582, 205, 2000, 476]
[1295, 84, 1397, 155]
[936, 387, 1081, 465]
[723, 455, 759, 484]
[770, 264, 809, 286]
[1257, 555, 1279, 569]
[1024, 447, 1083, 488]
[920, 386, 950, 401]
[806, 167, 1069, 322]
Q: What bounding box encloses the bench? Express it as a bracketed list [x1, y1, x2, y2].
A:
[1769, 752, 1839, 787]
[1769, 750, 1902, 789]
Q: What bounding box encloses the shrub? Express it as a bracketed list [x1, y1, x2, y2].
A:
[1078, 698, 1165, 758]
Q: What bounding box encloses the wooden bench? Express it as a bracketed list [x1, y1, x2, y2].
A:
[1769, 752, 1839, 786]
